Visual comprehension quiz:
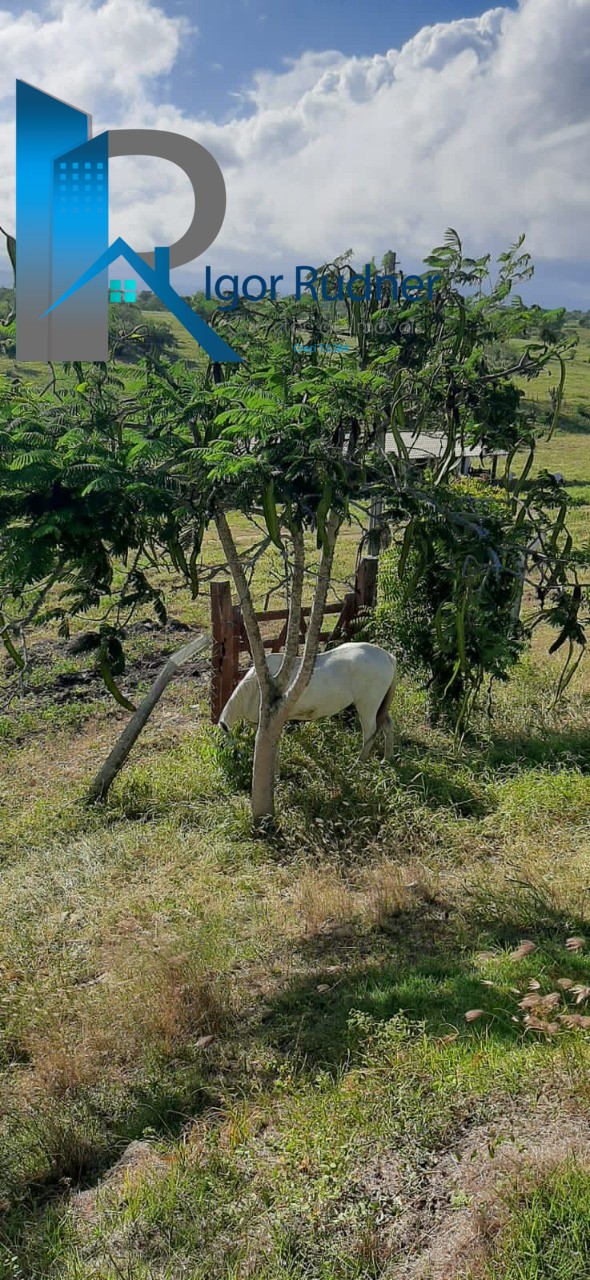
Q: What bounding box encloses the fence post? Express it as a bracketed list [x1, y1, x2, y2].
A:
[210, 581, 240, 723]
[355, 556, 378, 609]
[332, 592, 357, 642]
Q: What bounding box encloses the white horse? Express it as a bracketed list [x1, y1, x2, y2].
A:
[219, 641, 397, 761]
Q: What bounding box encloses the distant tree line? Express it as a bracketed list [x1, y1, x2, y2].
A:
[564, 308, 590, 329]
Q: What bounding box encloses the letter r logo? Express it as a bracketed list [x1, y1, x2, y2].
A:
[16, 81, 240, 362]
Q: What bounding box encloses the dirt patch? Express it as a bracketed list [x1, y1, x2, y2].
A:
[382, 1097, 590, 1278]
[38, 1086, 590, 1276]
[71, 1139, 170, 1225]
[1, 619, 209, 714]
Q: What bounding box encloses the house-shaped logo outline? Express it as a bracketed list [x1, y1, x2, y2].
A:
[42, 237, 242, 363]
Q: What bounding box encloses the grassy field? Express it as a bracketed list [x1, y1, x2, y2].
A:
[1, 337, 590, 1278]
[0, 310, 204, 382]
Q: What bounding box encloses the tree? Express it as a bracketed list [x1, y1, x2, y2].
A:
[0, 227, 587, 824]
[137, 291, 167, 311]
[360, 231, 587, 725]
[184, 291, 219, 323]
[0, 225, 16, 356]
[189, 235, 586, 808]
[371, 478, 529, 729]
[0, 359, 193, 688]
[0, 303, 391, 821]
[202, 351, 389, 821]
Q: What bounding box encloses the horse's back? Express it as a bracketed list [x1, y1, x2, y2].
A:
[278, 642, 395, 720]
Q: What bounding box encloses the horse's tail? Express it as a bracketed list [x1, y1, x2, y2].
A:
[375, 657, 397, 730]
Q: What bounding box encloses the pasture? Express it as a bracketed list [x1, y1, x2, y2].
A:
[0, 335, 590, 1278]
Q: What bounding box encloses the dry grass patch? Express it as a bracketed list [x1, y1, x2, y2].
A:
[389, 1099, 590, 1279]
[289, 859, 439, 939]
[360, 860, 437, 930]
[20, 932, 231, 1097]
[291, 866, 358, 937]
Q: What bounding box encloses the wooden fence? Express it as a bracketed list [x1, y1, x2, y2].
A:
[210, 556, 378, 722]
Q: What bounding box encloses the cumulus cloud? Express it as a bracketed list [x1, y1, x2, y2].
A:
[0, 0, 188, 109]
[0, 0, 589, 295]
[209, 0, 590, 269]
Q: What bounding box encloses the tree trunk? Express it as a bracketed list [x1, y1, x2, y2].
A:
[216, 506, 342, 825]
[368, 423, 385, 556]
[86, 634, 209, 804]
[511, 549, 527, 627]
[251, 715, 282, 823]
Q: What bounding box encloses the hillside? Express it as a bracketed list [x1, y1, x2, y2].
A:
[0, 329, 589, 1279]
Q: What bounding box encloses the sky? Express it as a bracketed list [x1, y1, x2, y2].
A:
[1, 0, 590, 307]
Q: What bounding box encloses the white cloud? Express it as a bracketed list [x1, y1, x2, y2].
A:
[206, 0, 590, 270]
[1, 0, 590, 296]
[0, 0, 189, 109]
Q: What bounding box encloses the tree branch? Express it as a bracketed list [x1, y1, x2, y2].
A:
[86, 633, 209, 804]
[215, 508, 277, 706]
[282, 509, 341, 714]
[276, 523, 305, 693]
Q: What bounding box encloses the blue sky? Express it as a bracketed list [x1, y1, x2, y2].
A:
[1, 0, 589, 309]
[165, 0, 518, 120]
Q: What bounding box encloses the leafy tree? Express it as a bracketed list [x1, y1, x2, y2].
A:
[0, 226, 587, 824]
[191, 236, 586, 805]
[0, 308, 388, 820]
[0, 286, 14, 319]
[184, 291, 219, 323]
[371, 478, 528, 729]
[362, 231, 587, 725]
[137, 290, 167, 311]
[202, 350, 389, 821]
[0, 360, 185, 672]
[0, 227, 16, 355]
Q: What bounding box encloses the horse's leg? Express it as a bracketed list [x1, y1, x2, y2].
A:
[357, 703, 378, 762]
[382, 714, 394, 760]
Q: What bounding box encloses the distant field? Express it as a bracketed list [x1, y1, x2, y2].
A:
[139, 308, 207, 365]
[512, 325, 590, 527]
[516, 323, 590, 423]
[0, 309, 204, 381]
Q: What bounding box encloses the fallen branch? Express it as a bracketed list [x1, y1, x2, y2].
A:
[86, 633, 210, 804]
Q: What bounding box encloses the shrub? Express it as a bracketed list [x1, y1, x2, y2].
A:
[371, 476, 527, 730]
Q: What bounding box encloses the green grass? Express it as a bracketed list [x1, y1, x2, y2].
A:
[2, 641, 590, 1276]
[141, 308, 207, 365]
[481, 1160, 590, 1280]
[0, 337, 590, 1277]
[518, 324, 590, 418]
[513, 325, 590, 509]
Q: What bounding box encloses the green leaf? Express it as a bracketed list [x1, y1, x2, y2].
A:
[99, 640, 135, 712]
[0, 611, 24, 670]
[548, 627, 569, 655]
[0, 226, 16, 285]
[262, 478, 281, 547]
[315, 480, 333, 552]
